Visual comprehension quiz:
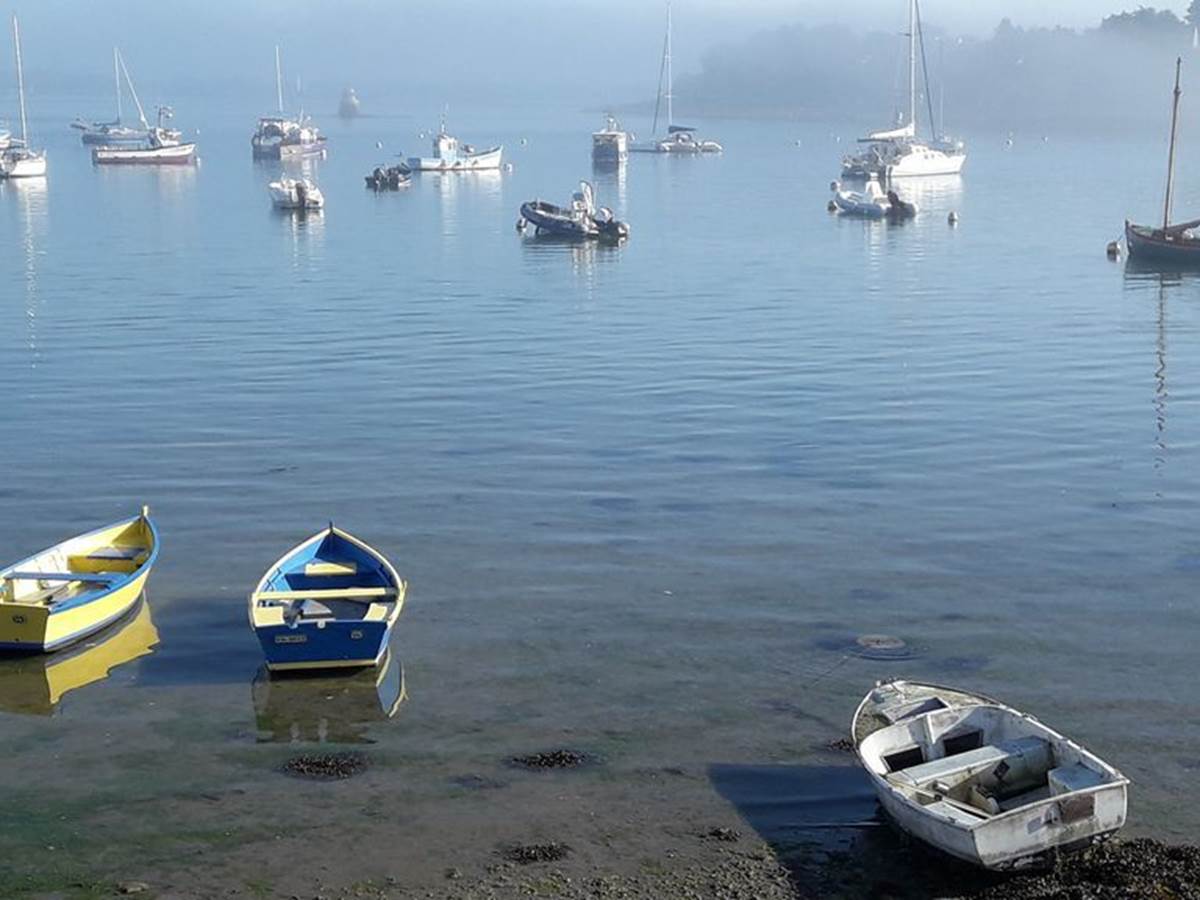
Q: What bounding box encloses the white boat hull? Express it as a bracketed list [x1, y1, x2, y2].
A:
[407, 146, 502, 171]
[853, 680, 1129, 871]
[93, 143, 196, 165]
[268, 179, 324, 210]
[0, 150, 46, 178]
[887, 147, 966, 178]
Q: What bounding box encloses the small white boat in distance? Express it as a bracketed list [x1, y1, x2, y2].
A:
[268, 175, 324, 210]
[853, 680, 1128, 871]
[832, 177, 917, 219]
[0, 16, 46, 180]
[407, 117, 501, 172]
[592, 115, 628, 165]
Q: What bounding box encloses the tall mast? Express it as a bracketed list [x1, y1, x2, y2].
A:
[908, 0, 916, 130]
[275, 45, 284, 115]
[114, 46, 123, 121]
[117, 50, 148, 129]
[665, 1, 673, 129]
[1164, 57, 1183, 231]
[13, 15, 28, 146]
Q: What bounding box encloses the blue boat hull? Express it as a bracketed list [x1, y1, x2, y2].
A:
[256, 619, 392, 671]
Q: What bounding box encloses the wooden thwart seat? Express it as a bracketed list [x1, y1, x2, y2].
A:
[4, 571, 119, 584]
[253, 586, 397, 603]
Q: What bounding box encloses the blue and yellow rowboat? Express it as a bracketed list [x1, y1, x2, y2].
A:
[249, 525, 406, 672]
[0, 508, 159, 653]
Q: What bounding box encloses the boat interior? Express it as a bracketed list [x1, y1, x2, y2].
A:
[253, 531, 399, 626]
[1, 517, 152, 607]
[859, 697, 1120, 827]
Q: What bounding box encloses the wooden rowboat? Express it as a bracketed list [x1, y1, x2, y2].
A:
[249, 525, 405, 672]
[0, 507, 159, 653]
[853, 679, 1128, 870]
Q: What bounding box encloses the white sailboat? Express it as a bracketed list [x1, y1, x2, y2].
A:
[0, 16, 47, 180]
[92, 55, 196, 165]
[70, 49, 149, 145]
[251, 47, 326, 161]
[631, 2, 722, 155]
[842, 0, 965, 179]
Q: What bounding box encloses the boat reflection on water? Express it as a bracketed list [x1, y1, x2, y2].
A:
[251, 647, 406, 744]
[0, 597, 159, 716]
[590, 162, 628, 211]
[5, 175, 47, 366]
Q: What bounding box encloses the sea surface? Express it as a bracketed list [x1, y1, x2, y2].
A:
[2, 92, 1200, 886]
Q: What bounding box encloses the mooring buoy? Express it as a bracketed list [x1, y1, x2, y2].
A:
[948, 211, 959, 225]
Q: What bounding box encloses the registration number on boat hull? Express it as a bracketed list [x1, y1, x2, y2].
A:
[274, 634, 308, 645]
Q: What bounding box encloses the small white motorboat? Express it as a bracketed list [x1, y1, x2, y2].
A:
[853, 679, 1129, 871]
[592, 114, 629, 165]
[268, 175, 324, 210]
[831, 177, 917, 220]
[406, 117, 502, 172]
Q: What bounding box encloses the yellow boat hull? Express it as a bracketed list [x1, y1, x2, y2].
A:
[0, 510, 158, 653]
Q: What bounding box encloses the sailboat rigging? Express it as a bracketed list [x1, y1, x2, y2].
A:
[0, 15, 47, 179]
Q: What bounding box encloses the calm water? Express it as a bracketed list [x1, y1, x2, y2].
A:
[2, 93, 1200, 876]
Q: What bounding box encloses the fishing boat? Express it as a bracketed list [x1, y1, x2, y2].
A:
[268, 175, 324, 210]
[93, 106, 196, 165]
[518, 180, 630, 241]
[630, 2, 722, 155]
[0, 597, 158, 715]
[1125, 59, 1200, 264]
[841, 0, 966, 179]
[0, 508, 159, 654]
[0, 16, 46, 180]
[364, 163, 411, 190]
[853, 679, 1128, 870]
[251, 47, 327, 161]
[251, 647, 405, 743]
[407, 116, 502, 171]
[592, 114, 629, 165]
[71, 49, 148, 146]
[831, 177, 918, 219]
[249, 525, 406, 672]
[338, 87, 361, 119]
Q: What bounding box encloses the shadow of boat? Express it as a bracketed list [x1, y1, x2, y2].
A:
[0, 596, 158, 715]
[251, 647, 405, 743]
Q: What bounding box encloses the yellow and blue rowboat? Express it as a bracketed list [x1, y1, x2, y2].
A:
[0, 507, 159, 653]
[249, 525, 405, 672]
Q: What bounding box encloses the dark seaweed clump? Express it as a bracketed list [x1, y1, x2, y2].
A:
[501, 842, 571, 864]
[702, 827, 741, 843]
[510, 748, 591, 770]
[282, 752, 368, 779]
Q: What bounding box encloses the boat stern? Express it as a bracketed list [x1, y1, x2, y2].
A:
[0, 601, 50, 652]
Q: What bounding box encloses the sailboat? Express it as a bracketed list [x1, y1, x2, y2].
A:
[92, 53, 195, 165]
[70, 49, 149, 146]
[0, 16, 46, 179]
[251, 47, 326, 161]
[630, 2, 722, 155]
[1126, 58, 1200, 263]
[842, 0, 965, 179]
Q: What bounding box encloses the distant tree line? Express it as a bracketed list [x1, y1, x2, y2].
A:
[669, 7, 1200, 132]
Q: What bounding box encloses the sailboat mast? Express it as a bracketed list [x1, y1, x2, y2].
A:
[1163, 57, 1183, 231]
[114, 46, 123, 121]
[275, 45, 284, 115]
[13, 15, 28, 146]
[118, 50, 148, 129]
[665, 1, 673, 129]
[908, 0, 916, 130]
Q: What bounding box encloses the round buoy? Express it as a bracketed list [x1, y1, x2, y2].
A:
[504, 163, 514, 173]
[853, 634, 913, 660]
[520, 138, 528, 146]
[827, 200, 837, 212]
[375, 140, 383, 149]
[948, 211, 959, 225]
[1106, 240, 1121, 259]
[795, 139, 803, 148]
[830, 180, 839, 192]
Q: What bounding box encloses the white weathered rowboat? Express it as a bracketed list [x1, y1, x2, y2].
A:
[853, 679, 1128, 870]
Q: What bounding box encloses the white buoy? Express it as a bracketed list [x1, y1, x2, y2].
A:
[504, 163, 514, 173]
[520, 138, 527, 146]
[375, 140, 383, 149]
[795, 139, 802, 148]
[830, 180, 840, 192]
[948, 211, 959, 225]
[1106, 240, 1121, 259]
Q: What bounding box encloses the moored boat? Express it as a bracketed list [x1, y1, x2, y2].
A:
[92, 107, 196, 165]
[1125, 59, 1200, 265]
[0, 508, 159, 653]
[71, 49, 148, 146]
[249, 525, 405, 672]
[364, 163, 411, 190]
[0, 16, 46, 180]
[853, 679, 1129, 870]
[407, 117, 502, 172]
[268, 175, 324, 210]
[251, 48, 327, 161]
[592, 114, 629, 165]
[518, 180, 629, 241]
[832, 177, 918, 219]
